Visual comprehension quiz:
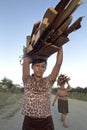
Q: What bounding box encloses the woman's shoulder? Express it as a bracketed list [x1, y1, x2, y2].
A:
[23, 75, 32, 84]
[44, 75, 56, 83]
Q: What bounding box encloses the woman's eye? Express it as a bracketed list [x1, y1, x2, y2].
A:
[42, 65, 45, 68]
[36, 64, 39, 67]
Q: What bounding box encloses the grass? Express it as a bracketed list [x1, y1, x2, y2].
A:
[0, 91, 23, 119]
[68, 92, 87, 101]
[2, 105, 21, 119]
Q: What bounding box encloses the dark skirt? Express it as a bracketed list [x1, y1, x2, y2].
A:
[22, 115, 54, 130]
[58, 99, 68, 114]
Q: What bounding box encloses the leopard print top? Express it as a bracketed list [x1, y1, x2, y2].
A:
[22, 75, 54, 118]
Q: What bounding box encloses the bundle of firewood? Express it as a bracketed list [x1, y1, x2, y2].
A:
[23, 0, 83, 59]
[57, 74, 70, 86]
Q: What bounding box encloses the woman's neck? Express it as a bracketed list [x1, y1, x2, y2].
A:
[33, 75, 42, 81]
[60, 86, 65, 90]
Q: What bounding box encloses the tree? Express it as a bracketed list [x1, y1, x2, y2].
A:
[1, 77, 14, 89]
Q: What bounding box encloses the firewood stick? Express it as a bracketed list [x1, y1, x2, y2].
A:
[44, 41, 59, 49]
[51, 0, 83, 30]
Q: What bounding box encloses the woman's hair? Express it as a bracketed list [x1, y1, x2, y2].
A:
[32, 58, 47, 66]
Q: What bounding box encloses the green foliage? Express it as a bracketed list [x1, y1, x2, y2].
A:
[52, 87, 58, 94]
[0, 77, 24, 93]
[0, 91, 23, 118]
[1, 77, 13, 88]
[52, 86, 87, 95]
[68, 92, 87, 101]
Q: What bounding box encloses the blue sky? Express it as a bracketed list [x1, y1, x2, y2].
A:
[0, 0, 87, 88]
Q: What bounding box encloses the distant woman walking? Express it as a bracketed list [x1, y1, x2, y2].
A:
[52, 74, 72, 128]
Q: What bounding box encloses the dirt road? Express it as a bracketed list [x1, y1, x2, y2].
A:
[0, 95, 87, 130]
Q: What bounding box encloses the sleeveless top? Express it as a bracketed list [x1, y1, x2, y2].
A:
[22, 75, 54, 118]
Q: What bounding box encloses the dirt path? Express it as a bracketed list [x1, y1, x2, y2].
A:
[0, 95, 87, 130]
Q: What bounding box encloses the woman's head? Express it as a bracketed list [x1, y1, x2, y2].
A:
[31, 58, 47, 77]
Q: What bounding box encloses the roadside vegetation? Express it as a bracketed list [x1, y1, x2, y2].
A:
[0, 77, 23, 119]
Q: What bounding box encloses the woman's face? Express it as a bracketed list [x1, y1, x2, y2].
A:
[60, 82, 65, 87]
[32, 62, 46, 77]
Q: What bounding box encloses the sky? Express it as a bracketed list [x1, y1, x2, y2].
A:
[0, 0, 87, 88]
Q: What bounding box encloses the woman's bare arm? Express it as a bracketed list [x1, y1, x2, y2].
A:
[22, 57, 32, 82]
[52, 90, 59, 106]
[66, 81, 72, 91]
[50, 47, 63, 82]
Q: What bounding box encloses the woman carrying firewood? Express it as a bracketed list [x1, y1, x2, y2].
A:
[21, 46, 63, 130]
[52, 74, 72, 128]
